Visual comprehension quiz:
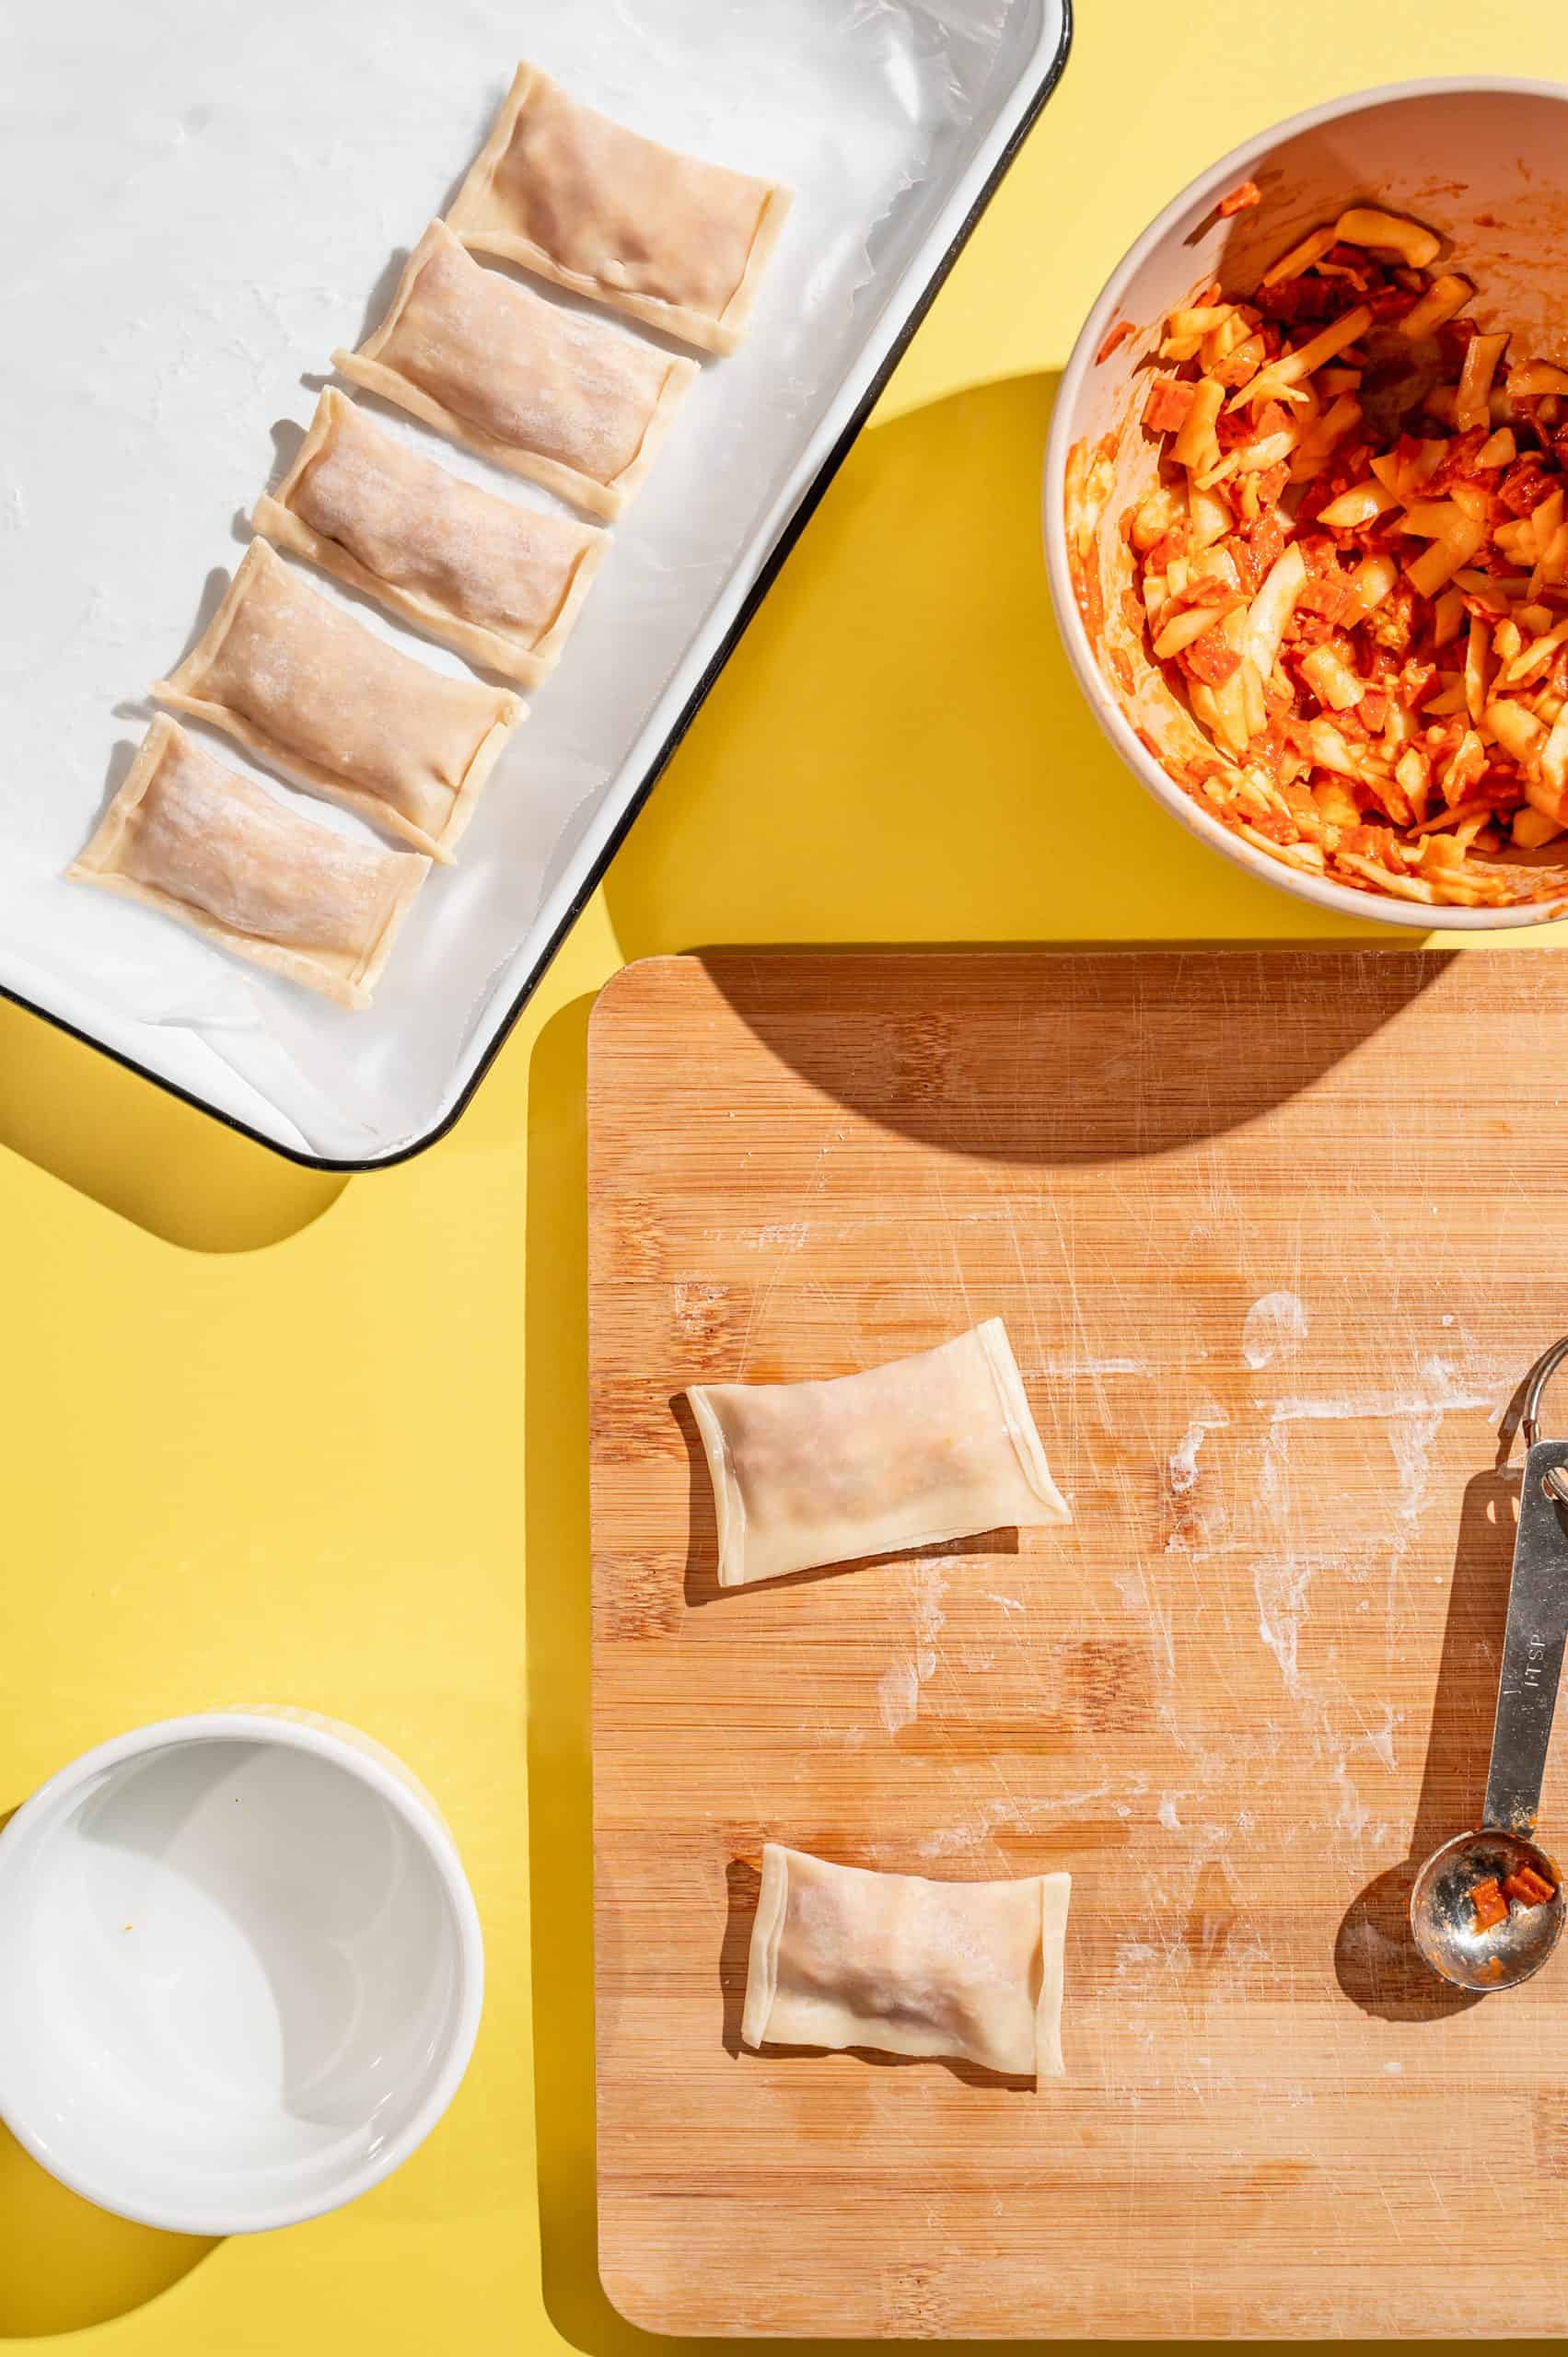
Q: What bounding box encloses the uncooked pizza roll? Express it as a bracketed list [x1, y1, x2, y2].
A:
[332, 221, 697, 521]
[687, 1318, 1070, 1587]
[69, 717, 428, 1010]
[253, 390, 606, 689]
[743, 1844, 1071, 2080]
[151, 540, 523, 862]
[447, 64, 792, 356]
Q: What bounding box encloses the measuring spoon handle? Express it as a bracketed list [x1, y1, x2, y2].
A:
[1482, 1440, 1568, 1835]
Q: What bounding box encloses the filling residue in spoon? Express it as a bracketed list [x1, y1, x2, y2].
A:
[1470, 1863, 1556, 1933]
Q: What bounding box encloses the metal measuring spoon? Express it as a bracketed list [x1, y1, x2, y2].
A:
[1411, 1337, 1568, 1991]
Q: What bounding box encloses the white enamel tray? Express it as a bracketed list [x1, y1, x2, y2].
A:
[0, 0, 1071, 1165]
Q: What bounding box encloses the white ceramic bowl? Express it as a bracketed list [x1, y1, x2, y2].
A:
[0, 1711, 483, 2235]
[1044, 77, 1568, 930]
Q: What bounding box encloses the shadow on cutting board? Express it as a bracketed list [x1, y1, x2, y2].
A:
[1335, 1461, 1522, 2023]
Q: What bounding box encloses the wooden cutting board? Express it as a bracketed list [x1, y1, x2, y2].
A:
[587, 948, 1568, 2340]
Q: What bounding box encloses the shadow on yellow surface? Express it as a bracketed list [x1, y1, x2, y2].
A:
[0, 996, 345, 1250]
[523, 991, 610, 2354]
[603, 371, 1398, 964]
[0, 2121, 218, 2340]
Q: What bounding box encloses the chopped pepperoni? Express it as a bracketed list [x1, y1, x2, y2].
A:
[1500, 457, 1559, 514]
[1370, 285, 1421, 321]
[1217, 180, 1262, 218]
[1147, 527, 1189, 571]
[1096, 318, 1136, 365]
[1255, 275, 1337, 324]
[1295, 477, 1336, 527]
[1183, 632, 1242, 687]
[1503, 1865, 1557, 1909]
[1184, 575, 1244, 608]
[1516, 397, 1556, 451]
[1143, 377, 1197, 434]
[1471, 1877, 1508, 1933]
[1295, 531, 1341, 575]
[1426, 426, 1490, 493]
[1296, 575, 1363, 627]
[1240, 513, 1288, 586]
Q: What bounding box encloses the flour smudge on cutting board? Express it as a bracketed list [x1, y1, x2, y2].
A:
[875, 1561, 949, 1735]
[1168, 1410, 1229, 1495]
[1266, 1355, 1488, 1422]
[1240, 1289, 1308, 1369]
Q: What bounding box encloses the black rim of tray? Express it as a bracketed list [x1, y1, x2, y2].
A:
[7, 2, 1074, 1173]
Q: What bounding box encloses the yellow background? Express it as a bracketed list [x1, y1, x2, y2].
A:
[2, 3, 1561, 2348]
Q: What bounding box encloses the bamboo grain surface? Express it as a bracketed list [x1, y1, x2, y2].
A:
[588, 947, 1568, 2338]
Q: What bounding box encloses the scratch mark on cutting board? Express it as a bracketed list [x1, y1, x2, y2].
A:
[1332, 1761, 1371, 1840]
[1039, 1353, 1151, 1376]
[733, 1127, 838, 1374]
[1362, 1703, 1399, 1771]
[1113, 1558, 1176, 1683]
